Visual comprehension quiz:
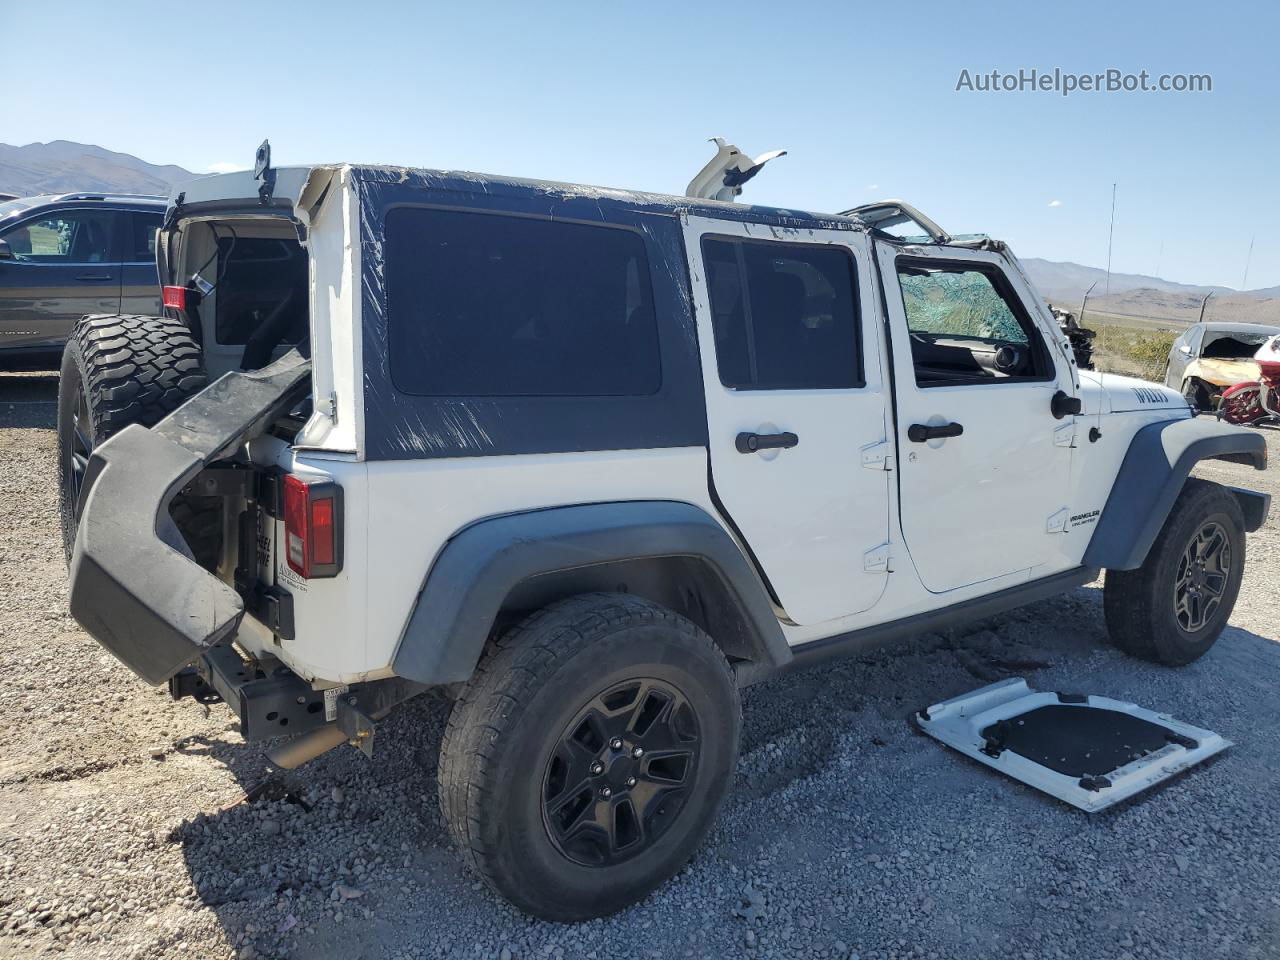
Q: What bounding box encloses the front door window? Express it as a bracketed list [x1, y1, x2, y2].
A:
[1, 212, 114, 263]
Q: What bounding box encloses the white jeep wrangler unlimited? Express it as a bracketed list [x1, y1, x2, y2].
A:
[58, 158, 1269, 921]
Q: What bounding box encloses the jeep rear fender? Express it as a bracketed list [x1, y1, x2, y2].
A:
[1083, 417, 1269, 571]
[390, 501, 791, 685]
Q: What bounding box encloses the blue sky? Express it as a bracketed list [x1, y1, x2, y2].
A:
[5, 0, 1277, 289]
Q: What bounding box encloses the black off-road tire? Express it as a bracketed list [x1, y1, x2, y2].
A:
[438, 593, 740, 921]
[58, 314, 216, 565]
[1103, 479, 1245, 665]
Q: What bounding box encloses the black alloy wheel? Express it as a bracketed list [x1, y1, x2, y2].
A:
[1174, 521, 1231, 633]
[542, 678, 699, 867]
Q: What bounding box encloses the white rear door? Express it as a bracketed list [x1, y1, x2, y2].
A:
[878, 242, 1075, 593]
[685, 217, 891, 625]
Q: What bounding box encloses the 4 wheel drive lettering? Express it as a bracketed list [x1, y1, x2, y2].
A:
[57, 161, 1270, 921]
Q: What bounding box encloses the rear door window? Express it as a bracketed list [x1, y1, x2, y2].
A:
[124, 211, 163, 263]
[385, 208, 662, 397]
[701, 237, 862, 390]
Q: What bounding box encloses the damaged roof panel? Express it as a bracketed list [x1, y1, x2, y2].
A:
[169, 163, 869, 234]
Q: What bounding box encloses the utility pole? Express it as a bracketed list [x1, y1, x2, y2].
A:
[1243, 235, 1255, 290]
[1079, 280, 1099, 326]
[1105, 182, 1117, 295]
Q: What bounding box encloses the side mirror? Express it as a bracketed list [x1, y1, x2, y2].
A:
[0, 239, 12, 261]
[1051, 390, 1083, 419]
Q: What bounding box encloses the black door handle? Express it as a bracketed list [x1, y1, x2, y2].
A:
[75, 274, 114, 281]
[907, 422, 964, 443]
[736, 431, 799, 454]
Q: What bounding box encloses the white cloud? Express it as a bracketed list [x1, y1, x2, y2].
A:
[868, 184, 880, 190]
[1048, 199, 1062, 207]
[206, 161, 245, 174]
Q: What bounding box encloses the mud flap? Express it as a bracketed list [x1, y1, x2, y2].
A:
[916, 678, 1230, 812]
[68, 350, 312, 685]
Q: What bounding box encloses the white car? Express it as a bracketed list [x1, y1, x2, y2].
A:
[1164, 320, 1280, 408]
[58, 159, 1269, 921]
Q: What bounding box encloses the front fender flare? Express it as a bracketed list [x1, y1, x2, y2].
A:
[390, 501, 791, 685]
[1083, 417, 1268, 571]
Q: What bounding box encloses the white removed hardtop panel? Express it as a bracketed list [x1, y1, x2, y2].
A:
[917, 678, 1230, 813]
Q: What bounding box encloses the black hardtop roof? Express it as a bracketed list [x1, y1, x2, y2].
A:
[171, 163, 868, 233]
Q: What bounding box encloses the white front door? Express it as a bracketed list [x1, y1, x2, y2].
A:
[685, 217, 891, 625]
[878, 241, 1075, 593]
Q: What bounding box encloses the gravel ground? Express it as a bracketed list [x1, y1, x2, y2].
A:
[2, 369, 1280, 960]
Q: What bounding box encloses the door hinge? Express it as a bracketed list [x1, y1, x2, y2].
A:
[864, 543, 893, 573]
[861, 440, 894, 471]
[1046, 508, 1069, 534]
[317, 390, 337, 421]
[1054, 422, 1076, 448]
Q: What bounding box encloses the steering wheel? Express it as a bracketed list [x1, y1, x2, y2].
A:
[993, 343, 1025, 375]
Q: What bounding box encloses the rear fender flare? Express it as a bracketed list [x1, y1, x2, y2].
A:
[1083, 417, 1268, 571]
[390, 501, 791, 685]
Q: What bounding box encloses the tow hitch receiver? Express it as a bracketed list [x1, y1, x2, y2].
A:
[917, 678, 1230, 812]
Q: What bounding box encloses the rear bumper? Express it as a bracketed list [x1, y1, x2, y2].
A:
[67, 350, 312, 685]
[170, 643, 426, 746]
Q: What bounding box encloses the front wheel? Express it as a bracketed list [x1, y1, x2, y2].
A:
[437, 593, 740, 921]
[1103, 479, 1245, 665]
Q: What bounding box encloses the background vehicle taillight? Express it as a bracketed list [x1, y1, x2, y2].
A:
[282, 475, 343, 579]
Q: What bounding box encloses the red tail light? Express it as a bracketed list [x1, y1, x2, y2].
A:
[162, 285, 187, 310]
[282, 475, 343, 579]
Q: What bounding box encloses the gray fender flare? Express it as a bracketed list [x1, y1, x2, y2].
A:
[1083, 416, 1269, 571]
[390, 501, 791, 685]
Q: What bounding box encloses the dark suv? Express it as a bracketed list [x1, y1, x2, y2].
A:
[0, 193, 165, 368]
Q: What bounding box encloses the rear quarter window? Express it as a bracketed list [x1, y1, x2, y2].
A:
[384, 207, 662, 397]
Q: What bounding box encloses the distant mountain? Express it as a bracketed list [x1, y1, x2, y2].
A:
[1021, 258, 1233, 301]
[0, 141, 196, 198]
[1023, 258, 1280, 327]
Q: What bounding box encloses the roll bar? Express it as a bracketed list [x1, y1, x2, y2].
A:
[840, 200, 952, 244]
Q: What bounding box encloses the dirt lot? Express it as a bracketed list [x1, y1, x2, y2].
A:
[2, 370, 1280, 960]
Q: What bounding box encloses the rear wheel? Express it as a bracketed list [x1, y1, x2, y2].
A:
[58, 314, 215, 565]
[1103, 479, 1245, 665]
[437, 593, 740, 921]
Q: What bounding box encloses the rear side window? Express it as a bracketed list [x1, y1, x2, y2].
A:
[385, 208, 662, 397]
[701, 237, 861, 390]
[125, 211, 162, 263]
